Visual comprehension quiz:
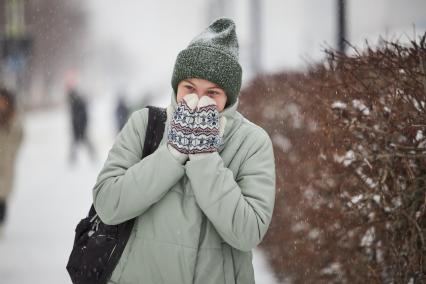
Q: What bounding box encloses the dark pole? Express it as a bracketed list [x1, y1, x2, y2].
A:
[337, 0, 346, 54]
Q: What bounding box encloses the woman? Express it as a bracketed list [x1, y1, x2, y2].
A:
[93, 18, 276, 284]
[0, 88, 23, 234]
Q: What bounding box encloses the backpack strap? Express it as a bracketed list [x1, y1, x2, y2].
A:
[143, 106, 167, 157]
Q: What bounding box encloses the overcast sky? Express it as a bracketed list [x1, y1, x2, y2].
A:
[83, 0, 426, 104]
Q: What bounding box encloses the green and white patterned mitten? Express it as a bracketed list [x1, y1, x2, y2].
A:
[167, 93, 198, 157]
[189, 96, 222, 154]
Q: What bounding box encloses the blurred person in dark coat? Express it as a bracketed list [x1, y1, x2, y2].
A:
[0, 88, 23, 235]
[115, 94, 129, 133]
[67, 87, 95, 164]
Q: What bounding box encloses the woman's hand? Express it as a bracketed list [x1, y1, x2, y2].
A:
[167, 93, 198, 160]
[189, 96, 226, 155]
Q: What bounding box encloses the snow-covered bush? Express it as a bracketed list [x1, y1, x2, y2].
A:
[239, 34, 426, 283]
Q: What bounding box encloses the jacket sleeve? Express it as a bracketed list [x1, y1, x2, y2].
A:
[186, 129, 276, 251]
[93, 109, 185, 225]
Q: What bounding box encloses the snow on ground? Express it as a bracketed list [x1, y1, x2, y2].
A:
[0, 95, 280, 284]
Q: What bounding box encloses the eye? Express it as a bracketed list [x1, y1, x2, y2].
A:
[185, 85, 194, 91]
[207, 90, 219, 96]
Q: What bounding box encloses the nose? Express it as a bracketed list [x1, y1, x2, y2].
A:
[194, 93, 207, 99]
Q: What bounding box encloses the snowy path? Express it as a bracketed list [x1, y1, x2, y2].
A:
[0, 96, 279, 284]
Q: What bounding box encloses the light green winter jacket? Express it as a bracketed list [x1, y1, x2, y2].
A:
[93, 95, 276, 284]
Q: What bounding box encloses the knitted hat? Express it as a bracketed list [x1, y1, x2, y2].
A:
[171, 18, 242, 107]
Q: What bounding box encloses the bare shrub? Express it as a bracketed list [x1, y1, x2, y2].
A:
[239, 34, 426, 283]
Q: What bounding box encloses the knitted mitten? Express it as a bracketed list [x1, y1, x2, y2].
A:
[167, 93, 198, 156]
[189, 96, 222, 154]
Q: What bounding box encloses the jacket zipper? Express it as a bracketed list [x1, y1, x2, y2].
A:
[192, 212, 207, 283]
[107, 244, 117, 263]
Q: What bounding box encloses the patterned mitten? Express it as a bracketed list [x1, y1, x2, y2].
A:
[189, 96, 222, 154]
[167, 93, 198, 156]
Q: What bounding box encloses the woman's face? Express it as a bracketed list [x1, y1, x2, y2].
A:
[176, 78, 227, 112]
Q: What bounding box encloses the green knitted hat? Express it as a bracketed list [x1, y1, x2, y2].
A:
[171, 18, 242, 107]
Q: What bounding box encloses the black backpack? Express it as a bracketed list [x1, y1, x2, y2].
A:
[66, 106, 167, 284]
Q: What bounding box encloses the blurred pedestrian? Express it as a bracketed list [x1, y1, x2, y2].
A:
[67, 87, 95, 164]
[92, 18, 276, 284]
[115, 94, 129, 133]
[0, 88, 23, 235]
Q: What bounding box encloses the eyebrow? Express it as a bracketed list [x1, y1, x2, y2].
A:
[183, 80, 195, 86]
[184, 79, 221, 90]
